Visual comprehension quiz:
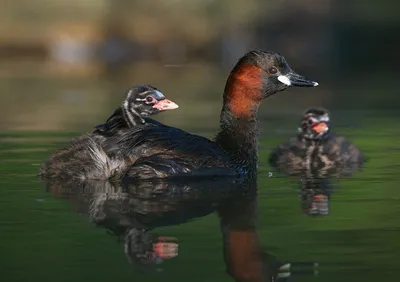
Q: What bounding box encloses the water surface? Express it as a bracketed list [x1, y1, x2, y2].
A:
[1, 67, 400, 282]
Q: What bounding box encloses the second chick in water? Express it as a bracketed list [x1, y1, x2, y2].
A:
[268, 108, 365, 177]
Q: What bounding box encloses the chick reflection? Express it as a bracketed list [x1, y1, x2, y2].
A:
[299, 177, 333, 216]
[44, 177, 244, 268]
[268, 108, 365, 216]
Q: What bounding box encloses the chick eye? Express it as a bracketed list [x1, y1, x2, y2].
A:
[267, 66, 278, 75]
[145, 96, 156, 103]
[308, 119, 314, 125]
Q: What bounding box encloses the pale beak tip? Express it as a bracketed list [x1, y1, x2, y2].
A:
[168, 102, 179, 110]
[153, 99, 179, 110]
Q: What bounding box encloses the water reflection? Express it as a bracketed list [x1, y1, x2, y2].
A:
[43, 176, 322, 281]
[269, 152, 364, 216]
[298, 177, 333, 216]
[44, 177, 245, 269]
[218, 179, 321, 281]
[268, 163, 362, 216]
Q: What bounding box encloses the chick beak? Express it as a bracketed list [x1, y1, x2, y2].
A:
[152, 99, 179, 111]
[312, 122, 328, 133]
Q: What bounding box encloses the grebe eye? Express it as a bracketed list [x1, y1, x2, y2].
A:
[146, 96, 155, 103]
[268, 67, 278, 75]
[308, 119, 314, 125]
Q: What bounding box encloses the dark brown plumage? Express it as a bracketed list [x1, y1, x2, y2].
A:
[112, 50, 318, 180]
[39, 85, 178, 181]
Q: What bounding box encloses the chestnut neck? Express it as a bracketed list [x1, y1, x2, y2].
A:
[222, 64, 263, 120]
[215, 64, 263, 173]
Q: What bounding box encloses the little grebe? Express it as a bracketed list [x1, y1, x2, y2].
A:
[110, 50, 318, 179]
[93, 85, 178, 136]
[268, 108, 365, 177]
[39, 85, 178, 181]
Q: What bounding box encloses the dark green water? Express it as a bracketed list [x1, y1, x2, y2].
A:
[1, 109, 399, 282]
[1, 63, 400, 281]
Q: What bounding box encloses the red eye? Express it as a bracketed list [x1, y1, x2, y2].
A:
[268, 66, 278, 75]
